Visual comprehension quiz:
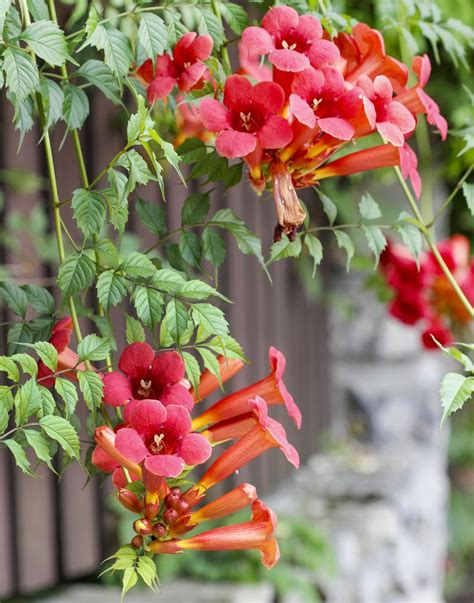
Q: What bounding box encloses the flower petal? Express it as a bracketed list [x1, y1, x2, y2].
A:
[223, 74, 253, 111]
[160, 383, 194, 411]
[92, 445, 118, 473]
[189, 34, 213, 61]
[129, 399, 168, 437]
[241, 26, 274, 55]
[257, 116, 293, 149]
[387, 101, 416, 134]
[289, 94, 316, 128]
[199, 98, 231, 132]
[173, 32, 197, 65]
[151, 351, 185, 388]
[161, 404, 192, 441]
[178, 62, 207, 92]
[251, 81, 285, 114]
[178, 433, 212, 465]
[144, 454, 184, 478]
[412, 54, 431, 87]
[103, 372, 133, 407]
[118, 342, 154, 377]
[115, 428, 148, 463]
[262, 5, 299, 38]
[268, 49, 310, 72]
[216, 130, 256, 158]
[148, 76, 176, 103]
[307, 39, 340, 68]
[297, 15, 323, 42]
[318, 117, 354, 140]
[291, 67, 324, 101]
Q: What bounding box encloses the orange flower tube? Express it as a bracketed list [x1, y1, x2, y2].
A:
[191, 356, 244, 402]
[190, 483, 257, 524]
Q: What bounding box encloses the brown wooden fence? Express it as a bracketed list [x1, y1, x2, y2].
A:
[0, 90, 331, 599]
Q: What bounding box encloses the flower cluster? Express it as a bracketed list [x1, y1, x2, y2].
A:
[380, 235, 474, 348]
[136, 6, 446, 241]
[92, 343, 300, 567]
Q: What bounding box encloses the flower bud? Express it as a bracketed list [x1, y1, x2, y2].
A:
[131, 535, 143, 549]
[175, 500, 189, 515]
[170, 486, 181, 496]
[152, 522, 167, 538]
[144, 503, 159, 520]
[165, 492, 180, 509]
[133, 518, 153, 535]
[163, 509, 178, 525]
[118, 489, 143, 514]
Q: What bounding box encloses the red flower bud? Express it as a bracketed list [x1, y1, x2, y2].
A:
[152, 523, 167, 538]
[175, 500, 189, 515]
[163, 509, 178, 525]
[118, 489, 143, 514]
[144, 503, 159, 520]
[131, 535, 143, 549]
[165, 493, 180, 509]
[133, 518, 153, 535]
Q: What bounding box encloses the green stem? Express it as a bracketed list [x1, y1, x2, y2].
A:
[211, 0, 232, 74]
[394, 166, 474, 319]
[428, 165, 474, 228]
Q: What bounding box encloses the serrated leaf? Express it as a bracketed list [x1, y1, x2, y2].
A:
[121, 567, 138, 601]
[181, 192, 210, 226]
[0, 280, 28, 317]
[14, 378, 41, 425]
[94, 239, 120, 269]
[8, 322, 34, 355]
[3, 47, 39, 102]
[87, 25, 133, 78]
[197, 347, 222, 386]
[362, 225, 387, 268]
[125, 314, 145, 344]
[10, 353, 37, 377]
[20, 19, 68, 66]
[180, 280, 225, 301]
[397, 216, 423, 265]
[78, 370, 103, 412]
[334, 230, 354, 271]
[96, 270, 127, 311]
[205, 334, 246, 360]
[133, 285, 164, 330]
[58, 253, 95, 300]
[72, 188, 106, 237]
[40, 415, 80, 458]
[138, 13, 168, 60]
[177, 138, 207, 164]
[75, 59, 122, 105]
[23, 284, 55, 315]
[179, 232, 202, 268]
[219, 2, 248, 34]
[164, 299, 189, 343]
[55, 377, 78, 418]
[152, 269, 185, 294]
[440, 372, 474, 424]
[33, 341, 58, 371]
[40, 76, 64, 129]
[136, 556, 158, 590]
[23, 428, 54, 470]
[0, 356, 19, 381]
[202, 227, 226, 267]
[319, 191, 337, 226]
[3, 439, 34, 475]
[135, 197, 166, 238]
[269, 237, 302, 263]
[196, 8, 224, 48]
[462, 182, 474, 216]
[304, 234, 323, 278]
[77, 334, 110, 361]
[62, 83, 89, 130]
[37, 386, 56, 418]
[122, 251, 156, 279]
[191, 303, 228, 337]
[359, 193, 381, 220]
[181, 351, 201, 391]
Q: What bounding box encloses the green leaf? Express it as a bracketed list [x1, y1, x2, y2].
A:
[125, 314, 145, 344]
[94, 239, 120, 269]
[122, 251, 156, 279]
[136, 556, 159, 591]
[58, 253, 95, 300]
[334, 231, 354, 271]
[205, 334, 246, 360]
[152, 269, 185, 294]
[3, 439, 34, 475]
[196, 8, 224, 48]
[135, 197, 166, 238]
[304, 234, 323, 277]
[62, 83, 89, 130]
[10, 353, 37, 377]
[40, 76, 64, 129]
[37, 386, 56, 418]
[219, 2, 248, 34]
[362, 225, 387, 268]
[121, 567, 138, 601]
[319, 191, 337, 226]
[0, 356, 20, 381]
[191, 303, 228, 337]
[177, 138, 207, 164]
[197, 347, 222, 386]
[182, 351, 201, 391]
[32, 341, 58, 371]
[440, 372, 474, 424]
[86, 25, 133, 78]
[20, 20, 68, 66]
[269, 237, 302, 263]
[23, 428, 54, 470]
[78, 371, 103, 412]
[211, 209, 265, 271]
[181, 192, 210, 226]
[40, 415, 80, 459]
[8, 322, 34, 355]
[133, 285, 164, 330]
[14, 378, 41, 425]
[359, 193, 381, 220]
[179, 232, 202, 268]
[72, 188, 106, 237]
[180, 280, 225, 301]
[3, 47, 39, 102]
[23, 284, 55, 315]
[396, 216, 423, 265]
[75, 59, 122, 105]
[138, 13, 168, 59]
[164, 299, 189, 343]
[55, 377, 78, 418]
[462, 182, 474, 215]
[0, 280, 28, 317]
[77, 334, 110, 362]
[0, 389, 12, 434]
[116, 149, 154, 188]
[96, 270, 127, 311]
[202, 227, 226, 267]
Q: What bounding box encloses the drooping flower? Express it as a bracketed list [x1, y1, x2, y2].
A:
[199, 74, 293, 159]
[102, 342, 193, 411]
[150, 499, 280, 569]
[37, 317, 86, 387]
[241, 5, 339, 73]
[192, 346, 302, 430]
[136, 33, 213, 103]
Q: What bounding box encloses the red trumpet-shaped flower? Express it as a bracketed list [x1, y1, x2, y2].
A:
[136, 33, 213, 103]
[192, 356, 244, 402]
[189, 483, 258, 525]
[192, 346, 301, 430]
[37, 317, 86, 387]
[241, 5, 338, 73]
[199, 75, 293, 159]
[198, 396, 299, 492]
[150, 499, 280, 569]
[102, 342, 193, 411]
